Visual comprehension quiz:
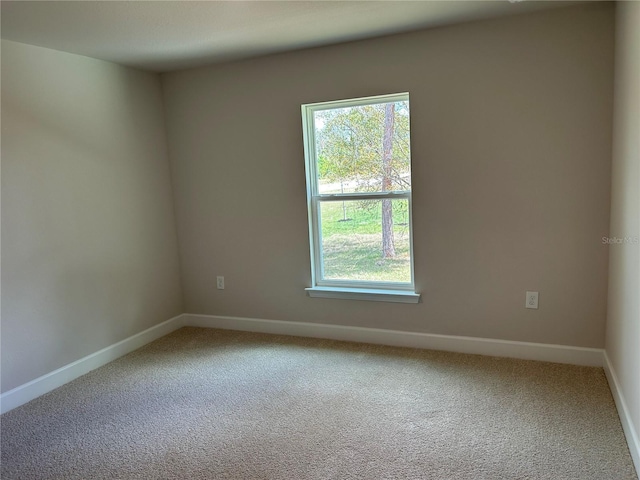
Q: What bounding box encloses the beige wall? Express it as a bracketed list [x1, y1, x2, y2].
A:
[162, 4, 614, 347]
[606, 0, 640, 453]
[1, 41, 184, 392]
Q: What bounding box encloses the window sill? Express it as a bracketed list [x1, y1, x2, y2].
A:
[305, 287, 420, 304]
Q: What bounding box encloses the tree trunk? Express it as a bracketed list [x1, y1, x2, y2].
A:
[341, 180, 347, 221]
[382, 103, 395, 258]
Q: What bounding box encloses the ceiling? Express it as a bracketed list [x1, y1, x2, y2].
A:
[1, 1, 576, 72]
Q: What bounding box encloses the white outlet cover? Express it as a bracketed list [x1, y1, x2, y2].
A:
[525, 291, 539, 309]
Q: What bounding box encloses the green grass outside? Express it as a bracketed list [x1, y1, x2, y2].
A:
[320, 200, 411, 283]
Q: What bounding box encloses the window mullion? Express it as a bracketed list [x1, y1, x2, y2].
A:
[316, 192, 410, 202]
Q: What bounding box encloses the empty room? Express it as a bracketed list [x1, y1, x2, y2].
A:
[1, 1, 638, 478]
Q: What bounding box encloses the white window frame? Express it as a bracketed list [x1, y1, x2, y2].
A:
[301, 93, 420, 303]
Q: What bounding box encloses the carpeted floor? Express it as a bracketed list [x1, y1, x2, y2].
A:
[1, 327, 637, 479]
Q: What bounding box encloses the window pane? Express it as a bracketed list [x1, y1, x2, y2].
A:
[314, 101, 411, 195]
[319, 199, 411, 283]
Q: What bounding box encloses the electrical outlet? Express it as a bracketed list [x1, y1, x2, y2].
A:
[525, 291, 538, 309]
[217, 276, 225, 290]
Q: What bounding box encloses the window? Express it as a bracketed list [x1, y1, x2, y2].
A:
[302, 93, 419, 303]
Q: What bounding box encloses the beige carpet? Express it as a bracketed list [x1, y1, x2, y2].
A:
[1, 327, 637, 479]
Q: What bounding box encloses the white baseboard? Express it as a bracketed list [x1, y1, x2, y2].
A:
[0, 314, 186, 414]
[0, 313, 606, 417]
[183, 314, 604, 367]
[603, 351, 640, 475]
